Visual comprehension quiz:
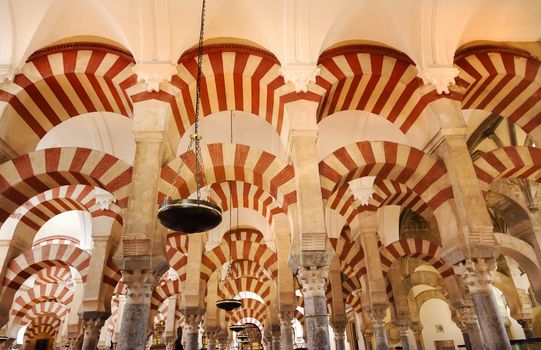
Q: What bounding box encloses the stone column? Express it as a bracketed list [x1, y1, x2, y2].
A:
[456, 259, 510, 350]
[184, 314, 201, 350]
[207, 332, 216, 350]
[410, 323, 424, 350]
[81, 313, 108, 350]
[518, 319, 534, 339]
[280, 310, 294, 350]
[456, 304, 484, 350]
[271, 325, 281, 350]
[331, 323, 347, 350]
[298, 266, 331, 350]
[362, 329, 374, 350]
[368, 306, 389, 350]
[397, 325, 410, 350]
[217, 334, 228, 350]
[117, 270, 159, 350]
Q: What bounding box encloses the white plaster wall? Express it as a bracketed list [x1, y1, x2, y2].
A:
[419, 299, 464, 350]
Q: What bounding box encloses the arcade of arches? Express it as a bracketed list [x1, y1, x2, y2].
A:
[0, 1, 541, 350]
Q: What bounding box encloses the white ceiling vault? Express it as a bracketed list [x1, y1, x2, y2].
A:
[2, 0, 540, 72]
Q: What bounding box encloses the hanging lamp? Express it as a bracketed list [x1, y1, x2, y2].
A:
[216, 115, 242, 311]
[157, 0, 222, 233]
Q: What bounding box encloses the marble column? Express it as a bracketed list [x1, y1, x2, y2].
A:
[457, 301, 485, 350]
[81, 313, 108, 350]
[368, 306, 389, 350]
[362, 330, 374, 350]
[332, 324, 347, 350]
[518, 319, 534, 339]
[183, 314, 201, 350]
[271, 325, 281, 350]
[410, 324, 424, 350]
[280, 311, 294, 350]
[207, 335, 216, 350]
[456, 259, 510, 350]
[117, 270, 159, 350]
[298, 266, 331, 350]
[397, 325, 410, 350]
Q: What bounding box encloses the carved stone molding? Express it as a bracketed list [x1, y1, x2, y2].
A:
[121, 269, 160, 304]
[453, 258, 495, 294]
[133, 63, 177, 92]
[280, 64, 320, 93]
[417, 66, 459, 94]
[298, 265, 329, 298]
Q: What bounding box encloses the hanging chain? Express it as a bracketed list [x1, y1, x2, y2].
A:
[193, 0, 207, 201]
[165, 0, 207, 203]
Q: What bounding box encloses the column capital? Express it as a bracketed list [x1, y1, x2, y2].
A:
[122, 269, 160, 304]
[184, 313, 202, 334]
[453, 258, 495, 293]
[298, 265, 329, 298]
[0, 64, 16, 83]
[280, 310, 294, 324]
[416, 65, 460, 94]
[83, 317, 105, 336]
[280, 64, 321, 93]
[133, 62, 177, 92]
[367, 304, 388, 328]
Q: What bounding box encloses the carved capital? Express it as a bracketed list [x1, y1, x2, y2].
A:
[416, 66, 459, 94]
[280, 64, 320, 93]
[0, 64, 16, 83]
[92, 188, 117, 210]
[122, 269, 160, 304]
[457, 305, 478, 325]
[83, 318, 105, 339]
[368, 304, 388, 329]
[331, 320, 347, 336]
[453, 258, 495, 293]
[183, 313, 201, 334]
[133, 62, 177, 92]
[518, 318, 533, 332]
[279, 310, 294, 326]
[298, 265, 329, 298]
[348, 176, 376, 206]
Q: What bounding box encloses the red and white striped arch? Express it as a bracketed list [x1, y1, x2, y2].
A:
[319, 141, 453, 212]
[228, 298, 267, 321]
[132, 44, 290, 137]
[25, 315, 61, 339]
[11, 283, 73, 318]
[474, 146, 541, 189]
[379, 238, 454, 278]
[151, 272, 181, 311]
[229, 259, 271, 283]
[160, 144, 296, 211]
[0, 42, 136, 155]
[200, 239, 277, 281]
[229, 308, 266, 328]
[3, 244, 91, 290]
[0, 148, 132, 224]
[210, 181, 285, 226]
[220, 277, 272, 305]
[328, 236, 365, 280]
[19, 301, 68, 326]
[165, 233, 189, 280]
[455, 46, 541, 138]
[102, 256, 122, 289]
[34, 266, 73, 286]
[315, 45, 452, 132]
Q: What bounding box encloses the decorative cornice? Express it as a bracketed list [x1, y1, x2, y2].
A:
[318, 44, 415, 65]
[455, 44, 538, 62]
[417, 66, 460, 94]
[178, 43, 279, 64]
[133, 63, 177, 92]
[26, 42, 134, 63]
[280, 64, 320, 93]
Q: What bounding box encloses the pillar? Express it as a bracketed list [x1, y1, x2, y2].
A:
[455, 259, 510, 350]
[368, 306, 389, 350]
[217, 333, 228, 350]
[81, 312, 108, 350]
[331, 322, 347, 350]
[206, 331, 216, 350]
[117, 270, 159, 350]
[183, 314, 201, 350]
[362, 329, 374, 350]
[280, 310, 294, 350]
[518, 318, 534, 339]
[272, 324, 281, 350]
[298, 266, 331, 349]
[410, 323, 424, 350]
[456, 300, 486, 350]
[396, 325, 410, 350]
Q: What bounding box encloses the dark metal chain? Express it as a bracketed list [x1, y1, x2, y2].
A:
[194, 0, 207, 201]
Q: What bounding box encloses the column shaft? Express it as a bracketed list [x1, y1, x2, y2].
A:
[363, 331, 373, 350]
[184, 315, 200, 350]
[280, 311, 294, 350]
[334, 331, 346, 350]
[117, 270, 158, 350]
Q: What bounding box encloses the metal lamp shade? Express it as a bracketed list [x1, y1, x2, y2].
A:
[158, 198, 222, 233]
[216, 298, 242, 311]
